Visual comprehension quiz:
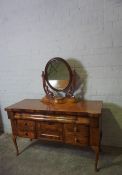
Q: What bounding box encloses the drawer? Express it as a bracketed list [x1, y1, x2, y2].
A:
[64, 123, 89, 136]
[37, 121, 63, 141]
[64, 133, 89, 146]
[64, 123, 75, 132]
[76, 117, 90, 125]
[37, 132, 62, 141]
[76, 125, 89, 136]
[17, 130, 35, 139]
[64, 133, 75, 144]
[75, 137, 89, 146]
[37, 121, 62, 133]
[17, 120, 35, 131]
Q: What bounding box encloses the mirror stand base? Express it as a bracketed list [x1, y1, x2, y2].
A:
[41, 96, 76, 104]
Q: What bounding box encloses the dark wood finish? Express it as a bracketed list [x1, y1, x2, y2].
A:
[5, 99, 102, 171]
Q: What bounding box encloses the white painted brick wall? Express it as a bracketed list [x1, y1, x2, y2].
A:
[0, 0, 122, 147]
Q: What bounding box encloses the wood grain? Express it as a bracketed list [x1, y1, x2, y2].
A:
[5, 99, 102, 171]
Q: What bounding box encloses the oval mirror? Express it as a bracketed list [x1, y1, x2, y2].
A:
[45, 57, 72, 91]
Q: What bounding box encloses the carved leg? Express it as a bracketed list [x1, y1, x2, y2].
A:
[30, 138, 32, 141]
[12, 135, 19, 156]
[95, 147, 100, 172]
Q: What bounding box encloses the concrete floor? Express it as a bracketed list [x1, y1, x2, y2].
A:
[0, 134, 122, 175]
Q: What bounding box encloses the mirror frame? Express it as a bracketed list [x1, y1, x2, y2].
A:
[44, 57, 73, 92]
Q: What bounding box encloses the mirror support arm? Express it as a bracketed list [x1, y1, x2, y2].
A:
[42, 71, 54, 98]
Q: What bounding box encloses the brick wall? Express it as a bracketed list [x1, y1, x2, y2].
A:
[0, 0, 122, 147]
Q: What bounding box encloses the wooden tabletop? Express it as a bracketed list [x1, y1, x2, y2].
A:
[5, 99, 102, 116]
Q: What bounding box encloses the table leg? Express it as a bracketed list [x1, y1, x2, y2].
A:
[12, 135, 19, 156]
[100, 131, 102, 152]
[95, 147, 99, 172]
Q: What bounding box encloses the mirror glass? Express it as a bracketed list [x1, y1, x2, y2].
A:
[46, 59, 70, 91]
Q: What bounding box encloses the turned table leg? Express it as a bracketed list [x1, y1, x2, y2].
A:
[12, 135, 19, 156]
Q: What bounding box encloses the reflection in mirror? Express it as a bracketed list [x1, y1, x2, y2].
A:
[47, 59, 70, 90]
[49, 80, 69, 91]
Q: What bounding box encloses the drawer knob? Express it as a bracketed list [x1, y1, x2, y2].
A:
[25, 132, 28, 136]
[24, 123, 27, 126]
[75, 138, 79, 143]
[74, 126, 77, 132]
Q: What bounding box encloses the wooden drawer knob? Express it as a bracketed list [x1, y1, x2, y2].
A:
[75, 137, 79, 143]
[74, 126, 77, 132]
[25, 132, 28, 136]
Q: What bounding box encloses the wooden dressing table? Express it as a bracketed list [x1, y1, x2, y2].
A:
[5, 99, 102, 171]
[5, 57, 103, 171]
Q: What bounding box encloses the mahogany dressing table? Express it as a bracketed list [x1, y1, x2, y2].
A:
[5, 58, 102, 171]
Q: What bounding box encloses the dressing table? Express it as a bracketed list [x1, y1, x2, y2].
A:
[5, 57, 102, 171]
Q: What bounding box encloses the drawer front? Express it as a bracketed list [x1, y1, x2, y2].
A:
[77, 117, 90, 125]
[65, 133, 89, 146]
[64, 133, 75, 144]
[17, 130, 35, 139]
[64, 123, 89, 146]
[76, 125, 89, 136]
[17, 120, 35, 131]
[37, 132, 62, 141]
[37, 121, 63, 141]
[75, 137, 89, 146]
[64, 123, 75, 132]
[37, 121, 62, 133]
[64, 123, 89, 136]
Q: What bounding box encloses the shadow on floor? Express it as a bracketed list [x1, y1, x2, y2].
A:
[102, 103, 122, 147]
[0, 108, 3, 135]
[0, 132, 122, 175]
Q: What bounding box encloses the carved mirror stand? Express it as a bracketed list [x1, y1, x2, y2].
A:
[41, 57, 76, 103]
